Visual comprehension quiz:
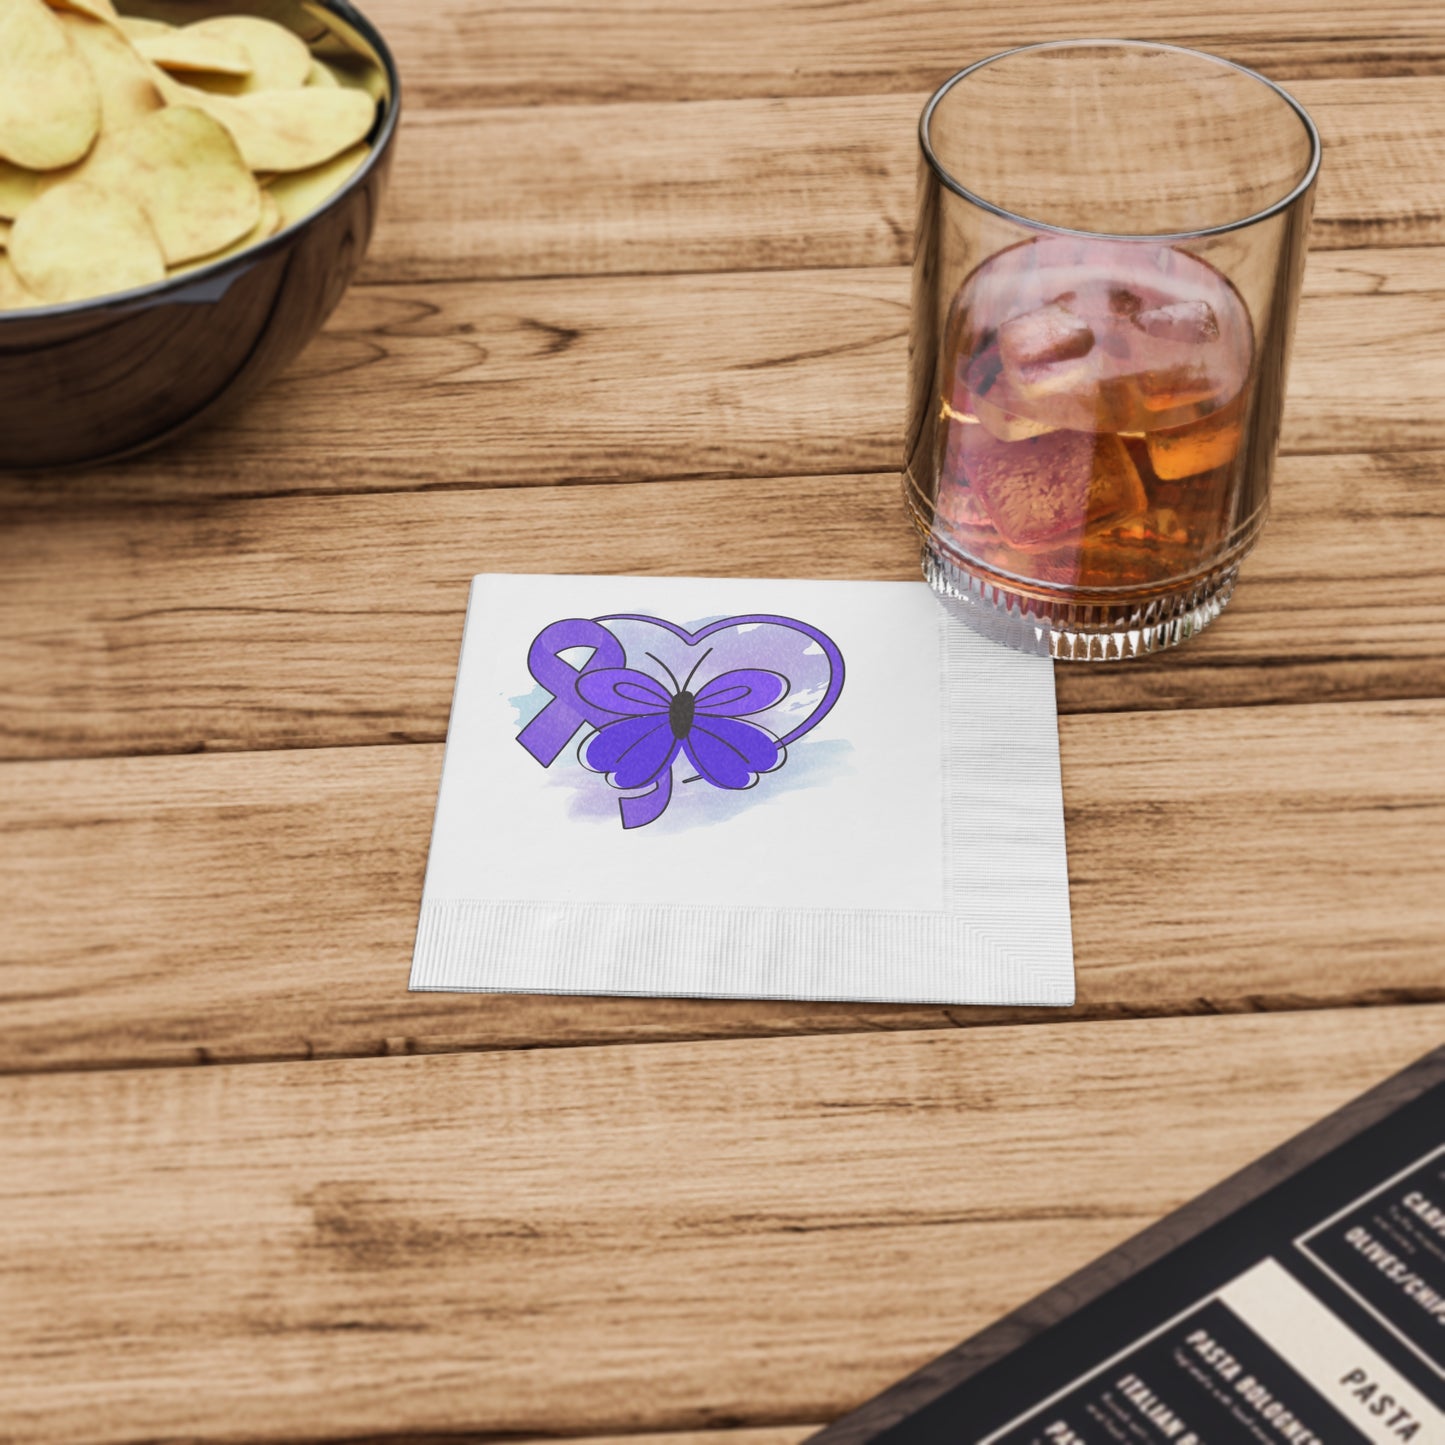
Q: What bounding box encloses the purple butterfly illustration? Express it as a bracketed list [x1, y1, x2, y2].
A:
[576, 648, 789, 793]
[516, 612, 845, 829]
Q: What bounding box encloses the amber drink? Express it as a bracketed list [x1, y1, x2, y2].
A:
[938, 236, 1254, 593]
[907, 42, 1320, 658]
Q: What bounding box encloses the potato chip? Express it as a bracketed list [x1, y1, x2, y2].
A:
[0, 0, 102, 170]
[45, 0, 116, 21]
[306, 57, 338, 87]
[267, 141, 367, 228]
[10, 181, 165, 302]
[167, 69, 251, 99]
[168, 185, 279, 274]
[0, 219, 9, 249]
[56, 11, 163, 133]
[0, 255, 42, 309]
[0, 159, 42, 219]
[136, 27, 253, 78]
[152, 72, 375, 172]
[70, 105, 261, 264]
[186, 14, 309, 91]
[115, 14, 170, 40]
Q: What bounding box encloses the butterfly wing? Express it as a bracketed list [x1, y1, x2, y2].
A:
[692, 668, 788, 717]
[581, 715, 681, 789]
[576, 667, 674, 716]
[682, 715, 784, 790]
[575, 665, 680, 788]
[680, 668, 788, 789]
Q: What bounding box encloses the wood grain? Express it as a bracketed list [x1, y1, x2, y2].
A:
[2, 449, 1444, 763]
[2, 1008, 1440, 1441]
[2, 246, 1441, 515]
[1, 2, 1442, 1441]
[365, 0, 1445, 106]
[359, 80, 1445, 284]
[4, 700, 1442, 1073]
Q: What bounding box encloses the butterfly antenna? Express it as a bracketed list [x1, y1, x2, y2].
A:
[643, 651, 681, 694]
[681, 646, 714, 692]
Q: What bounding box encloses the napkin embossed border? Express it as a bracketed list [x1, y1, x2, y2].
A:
[410, 574, 1074, 1007]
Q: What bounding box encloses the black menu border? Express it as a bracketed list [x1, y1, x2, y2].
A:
[806, 1044, 1445, 1445]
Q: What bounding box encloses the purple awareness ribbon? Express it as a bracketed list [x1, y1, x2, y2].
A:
[515, 618, 672, 828]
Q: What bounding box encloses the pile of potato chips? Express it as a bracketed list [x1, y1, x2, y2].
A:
[0, 0, 379, 310]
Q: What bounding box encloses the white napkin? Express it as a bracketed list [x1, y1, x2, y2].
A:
[411, 573, 1073, 1005]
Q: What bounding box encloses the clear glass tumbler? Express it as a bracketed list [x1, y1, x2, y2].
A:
[905, 41, 1320, 659]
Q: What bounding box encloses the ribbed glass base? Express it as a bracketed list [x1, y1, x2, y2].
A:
[923, 546, 1238, 661]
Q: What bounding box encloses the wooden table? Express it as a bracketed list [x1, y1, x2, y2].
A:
[3, 2, 1444, 1439]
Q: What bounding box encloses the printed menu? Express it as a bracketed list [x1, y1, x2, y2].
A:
[813, 1047, 1444, 1445]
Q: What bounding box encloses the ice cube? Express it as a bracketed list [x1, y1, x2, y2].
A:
[934, 481, 995, 535]
[1134, 360, 1226, 415]
[997, 302, 1095, 374]
[1134, 300, 1219, 344]
[996, 338, 1148, 432]
[962, 343, 1057, 441]
[973, 390, 1058, 443]
[996, 301, 1120, 431]
[1145, 404, 1244, 479]
[1112, 325, 1229, 418]
[963, 429, 1147, 551]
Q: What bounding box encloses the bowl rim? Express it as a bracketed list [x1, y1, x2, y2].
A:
[0, 0, 402, 325]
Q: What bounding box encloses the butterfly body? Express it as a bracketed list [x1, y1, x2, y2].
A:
[668, 691, 696, 740]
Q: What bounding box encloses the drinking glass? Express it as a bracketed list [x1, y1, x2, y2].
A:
[905, 40, 1320, 659]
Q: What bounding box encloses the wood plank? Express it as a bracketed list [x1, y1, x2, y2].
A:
[361, 80, 1445, 284]
[1, 1008, 1440, 1440]
[1298, 244, 1445, 292]
[3, 247, 1441, 511]
[366, 0, 1445, 106]
[3, 447, 1444, 762]
[3, 700, 1442, 1073]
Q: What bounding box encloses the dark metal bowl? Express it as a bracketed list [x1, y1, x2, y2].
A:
[0, 0, 399, 469]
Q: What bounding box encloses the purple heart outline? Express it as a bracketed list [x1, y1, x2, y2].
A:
[517, 611, 846, 829]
